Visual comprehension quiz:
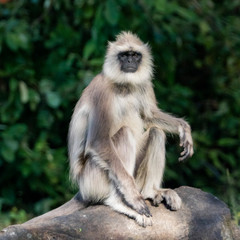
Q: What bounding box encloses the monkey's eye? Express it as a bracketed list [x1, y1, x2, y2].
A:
[121, 54, 127, 59]
[133, 52, 142, 61]
[118, 53, 128, 61]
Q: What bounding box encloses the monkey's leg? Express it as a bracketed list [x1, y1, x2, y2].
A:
[106, 126, 152, 227]
[86, 124, 151, 217]
[111, 126, 136, 175]
[135, 127, 182, 210]
[79, 161, 152, 227]
[79, 157, 152, 227]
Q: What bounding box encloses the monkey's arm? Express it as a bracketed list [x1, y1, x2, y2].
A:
[146, 105, 194, 161]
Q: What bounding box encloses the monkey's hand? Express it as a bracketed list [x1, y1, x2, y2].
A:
[178, 124, 194, 161]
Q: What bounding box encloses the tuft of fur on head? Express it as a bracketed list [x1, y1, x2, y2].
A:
[103, 31, 153, 85]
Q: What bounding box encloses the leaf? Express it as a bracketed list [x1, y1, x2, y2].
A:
[3, 124, 28, 139]
[19, 81, 29, 103]
[89, 58, 103, 67]
[5, 139, 19, 152]
[5, 32, 18, 51]
[104, 0, 119, 25]
[0, 139, 19, 163]
[44, 0, 52, 9]
[17, 32, 29, 50]
[83, 6, 94, 19]
[37, 110, 54, 128]
[46, 92, 61, 108]
[5, 31, 29, 51]
[0, 146, 15, 162]
[199, 21, 211, 34]
[83, 40, 96, 60]
[39, 79, 53, 93]
[218, 138, 239, 147]
[176, 7, 198, 22]
[155, 0, 167, 12]
[29, 89, 40, 111]
[0, 33, 3, 53]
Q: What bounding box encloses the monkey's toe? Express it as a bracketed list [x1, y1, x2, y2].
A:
[153, 193, 164, 206]
[132, 197, 152, 217]
[162, 189, 182, 210]
[136, 215, 153, 227]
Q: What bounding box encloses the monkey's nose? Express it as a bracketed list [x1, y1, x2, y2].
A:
[128, 57, 133, 63]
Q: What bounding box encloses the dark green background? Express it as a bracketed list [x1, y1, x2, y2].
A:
[0, 0, 239, 227]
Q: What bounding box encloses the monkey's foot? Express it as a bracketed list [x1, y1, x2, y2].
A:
[135, 215, 153, 227]
[153, 189, 182, 210]
[124, 190, 152, 217]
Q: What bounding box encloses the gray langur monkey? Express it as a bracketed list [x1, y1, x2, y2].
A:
[68, 32, 194, 227]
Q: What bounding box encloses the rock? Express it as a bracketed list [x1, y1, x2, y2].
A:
[1, 186, 239, 240]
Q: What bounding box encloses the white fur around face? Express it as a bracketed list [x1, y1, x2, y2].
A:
[103, 31, 153, 85]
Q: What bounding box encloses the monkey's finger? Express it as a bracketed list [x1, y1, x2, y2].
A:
[178, 126, 186, 147]
[180, 146, 188, 156]
[186, 143, 194, 157]
[182, 143, 194, 160]
[186, 144, 194, 159]
[179, 134, 186, 147]
[189, 145, 194, 157]
[179, 153, 189, 161]
[179, 144, 191, 161]
[179, 154, 187, 161]
[180, 140, 190, 156]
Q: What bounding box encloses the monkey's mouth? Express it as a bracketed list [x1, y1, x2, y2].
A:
[124, 67, 137, 73]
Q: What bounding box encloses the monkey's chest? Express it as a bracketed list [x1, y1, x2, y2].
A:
[111, 95, 144, 137]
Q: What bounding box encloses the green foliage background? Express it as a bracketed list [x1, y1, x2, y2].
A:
[0, 0, 239, 227]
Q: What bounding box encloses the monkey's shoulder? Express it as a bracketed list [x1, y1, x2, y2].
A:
[80, 73, 107, 96]
[83, 73, 106, 91]
[77, 73, 115, 111]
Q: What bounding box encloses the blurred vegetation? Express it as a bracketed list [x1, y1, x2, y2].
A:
[0, 0, 239, 228]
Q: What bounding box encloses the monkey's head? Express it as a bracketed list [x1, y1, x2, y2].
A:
[103, 31, 153, 84]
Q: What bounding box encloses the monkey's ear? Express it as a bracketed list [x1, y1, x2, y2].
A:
[144, 43, 152, 54]
[108, 41, 114, 47]
[144, 43, 151, 49]
[107, 41, 115, 52]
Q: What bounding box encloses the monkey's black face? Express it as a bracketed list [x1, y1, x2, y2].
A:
[118, 51, 142, 73]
